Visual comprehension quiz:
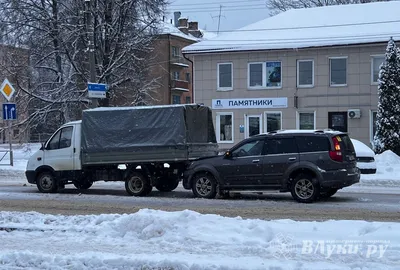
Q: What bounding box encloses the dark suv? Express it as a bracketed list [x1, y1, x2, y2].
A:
[183, 130, 360, 203]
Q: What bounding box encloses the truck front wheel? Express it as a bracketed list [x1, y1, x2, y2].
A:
[125, 172, 152, 196]
[36, 172, 58, 193]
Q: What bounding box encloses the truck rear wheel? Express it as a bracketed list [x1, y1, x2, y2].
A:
[155, 177, 180, 192]
[36, 172, 58, 193]
[125, 172, 152, 196]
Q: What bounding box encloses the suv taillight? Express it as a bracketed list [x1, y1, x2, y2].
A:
[329, 136, 343, 162]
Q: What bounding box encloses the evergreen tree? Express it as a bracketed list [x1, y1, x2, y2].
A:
[374, 38, 400, 154]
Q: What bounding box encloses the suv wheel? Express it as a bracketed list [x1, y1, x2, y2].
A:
[192, 172, 217, 199]
[290, 174, 320, 203]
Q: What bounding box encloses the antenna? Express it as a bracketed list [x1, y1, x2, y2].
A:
[211, 5, 225, 34]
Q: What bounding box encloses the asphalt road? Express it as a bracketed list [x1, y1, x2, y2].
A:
[0, 177, 399, 222]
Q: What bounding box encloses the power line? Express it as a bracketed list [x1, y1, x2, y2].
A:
[166, 7, 268, 13]
[168, 0, 264, 7]
[168, 4, 266, 11]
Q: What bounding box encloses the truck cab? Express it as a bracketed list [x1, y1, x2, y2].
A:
[26, 121, 82, 192]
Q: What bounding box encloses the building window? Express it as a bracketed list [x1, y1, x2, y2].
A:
[216, 112, 233, 143]
[173, 71, 180, 80]
[371, 56, 385, 84]
[370, 110, 377, 144]
[186, 72, 190, 82]
[266, 61, 282, 88]
[217, 63, 233, 90]
[247, 61, 282, 89]
[264, 112, 281, 132]
[185, 96, 191, 103]
[297, 60, 314, 87]
[329, 57, 347, 86]
[172, 95, 181, 104]
[297, 112, 315, 130]
[249, 63, 263, 87]
[172, 46, 179, 57]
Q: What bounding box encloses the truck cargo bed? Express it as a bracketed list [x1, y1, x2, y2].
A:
[80, 104, 218, 165]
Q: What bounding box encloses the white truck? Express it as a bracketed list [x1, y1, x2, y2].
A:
[25, 104, 218, 196]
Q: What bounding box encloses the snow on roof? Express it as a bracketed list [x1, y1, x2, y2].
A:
[158, 21, 199, 42]
[199, 28, 218, 40]
[183, 1, 400, 54]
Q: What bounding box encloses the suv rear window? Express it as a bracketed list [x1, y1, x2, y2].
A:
[295, 136, 330, 153]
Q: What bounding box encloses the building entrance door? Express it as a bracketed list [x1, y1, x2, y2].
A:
[328, 112, 348, 132]
[245, 114, 262, 138]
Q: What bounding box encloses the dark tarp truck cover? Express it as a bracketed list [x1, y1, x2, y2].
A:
[80, 104, 218, 164]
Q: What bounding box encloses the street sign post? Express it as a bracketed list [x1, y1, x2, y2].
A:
[0, 79, 16, 166]
[2, 103, 17, 120]
[88, 83, 107, 98]
[0, 78, 16, 101]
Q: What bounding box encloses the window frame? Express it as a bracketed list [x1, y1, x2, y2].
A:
[217, 62, 233, 91]
[296, 111, 316, 130]
[297, 59, 314, 88]
[216, 112, 234, 143]
[371, 55, 385, 85]
[172, 95, 181, 104]
[185, 96, 191, 104]
[264, 111, 282, 133]
[370, 110, 377, 145]
[329, 56, 348, 87]
[172, 46, 180, 57]
[173, 71, 180, 80]
[231, 138, 265, 158]
[247, 61, 283, 90]
[45, 126, 73, 150]
[247, 62, 264, 89]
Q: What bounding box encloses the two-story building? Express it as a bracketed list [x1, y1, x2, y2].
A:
[182, 1, 400, 149]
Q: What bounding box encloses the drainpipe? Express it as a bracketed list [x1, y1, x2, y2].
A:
[183, 53, 194, 103]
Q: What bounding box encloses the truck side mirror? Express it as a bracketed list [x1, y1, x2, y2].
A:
[40, 142, 44, 150]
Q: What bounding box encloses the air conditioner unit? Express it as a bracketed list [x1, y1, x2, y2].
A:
[348, 109, 361, 119]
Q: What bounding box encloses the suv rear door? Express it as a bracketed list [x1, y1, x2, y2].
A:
[262, 136, 299, 186]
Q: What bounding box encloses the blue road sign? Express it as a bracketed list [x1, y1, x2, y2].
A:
[88, 83, 107, 98]
[2, 103, 17, 120]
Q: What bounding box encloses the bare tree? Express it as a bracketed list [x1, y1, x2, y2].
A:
[267, 0, 389, 15]
[0, 0, 167, 141]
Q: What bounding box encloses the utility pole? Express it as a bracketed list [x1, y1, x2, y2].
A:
[84, 0, 98, 108]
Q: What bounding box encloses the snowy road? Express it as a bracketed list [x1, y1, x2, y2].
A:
[1, 175, 399, 222]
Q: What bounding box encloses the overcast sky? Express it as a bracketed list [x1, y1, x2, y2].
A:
[165, 0, 270, 32]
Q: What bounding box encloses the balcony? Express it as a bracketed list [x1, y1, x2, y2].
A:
[171, 80, 189, 92]
[170, 56, 189, 68]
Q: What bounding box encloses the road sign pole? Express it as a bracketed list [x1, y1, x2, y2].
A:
[8, 120, 13, 166]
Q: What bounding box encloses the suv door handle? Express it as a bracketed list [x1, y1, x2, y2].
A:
[288, 157, 297, 162]
[252, 159, 260, 163]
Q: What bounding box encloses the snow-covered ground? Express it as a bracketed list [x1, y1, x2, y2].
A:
[0, 209, 399, 270]
[0, 144, 399, 269]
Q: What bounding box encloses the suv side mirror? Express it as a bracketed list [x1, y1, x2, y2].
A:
[224, 150, 232, 158]
[40, 142, 44, 150]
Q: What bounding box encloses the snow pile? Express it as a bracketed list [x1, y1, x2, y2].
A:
[361, 150, 400, 187]
[0, 209, 399, 269]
